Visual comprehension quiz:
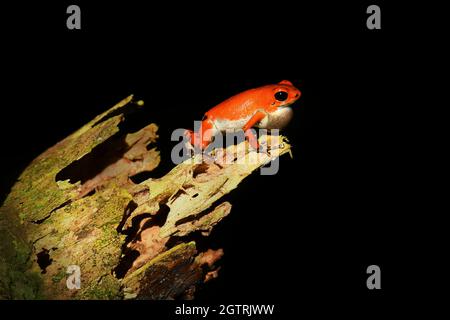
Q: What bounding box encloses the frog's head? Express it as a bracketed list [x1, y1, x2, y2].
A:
[259, 80, 301, 129]
[270, 80, 301, 108]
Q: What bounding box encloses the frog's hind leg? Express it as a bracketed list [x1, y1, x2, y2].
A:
[184, 117, 219, 153]
[197, 118, 218, 150]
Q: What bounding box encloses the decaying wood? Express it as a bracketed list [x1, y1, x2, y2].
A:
[0, 95, 291, 299]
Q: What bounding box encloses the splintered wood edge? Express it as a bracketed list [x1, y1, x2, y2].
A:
[158, 135, 291, 238]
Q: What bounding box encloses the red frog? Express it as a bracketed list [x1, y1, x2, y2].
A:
[186, 80, 301, 150]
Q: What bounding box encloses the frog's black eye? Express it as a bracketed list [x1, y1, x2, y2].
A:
[275, 91, 288, 101]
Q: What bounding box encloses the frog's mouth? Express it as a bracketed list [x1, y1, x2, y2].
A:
[280, 101, 296, 108]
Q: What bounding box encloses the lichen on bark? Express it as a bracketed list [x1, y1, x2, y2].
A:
[0, 95, 291, 299]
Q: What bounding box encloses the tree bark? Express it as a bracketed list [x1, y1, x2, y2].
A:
[0, 95, 291, 299]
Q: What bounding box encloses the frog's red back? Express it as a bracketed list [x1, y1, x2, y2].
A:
[205, 80, 301, 121]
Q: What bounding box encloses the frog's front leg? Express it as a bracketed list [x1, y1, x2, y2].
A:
[242, 110, 268, 150]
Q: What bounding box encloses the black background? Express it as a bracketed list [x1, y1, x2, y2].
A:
[0, 0, 429, 317]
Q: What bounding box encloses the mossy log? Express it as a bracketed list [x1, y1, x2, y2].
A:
[0, 95, 291, 299]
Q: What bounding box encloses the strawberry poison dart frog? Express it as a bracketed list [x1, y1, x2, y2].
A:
[185, 80, 301, 150]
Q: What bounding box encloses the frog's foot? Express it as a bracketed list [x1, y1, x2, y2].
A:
[198, 145, 224, 168]
[184, 129, 212, 152]
[244, 129, 260, 151]
[183, 129, 193, 142]
[258, 139, 272, 157]
[200, 151, 216, 165]
[183, 129, 196, 155]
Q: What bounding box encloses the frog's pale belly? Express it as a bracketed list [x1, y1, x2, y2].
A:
[212, 106, 293, 132]
[213, 115, 252, 132]
[256, 107, 293, 129]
